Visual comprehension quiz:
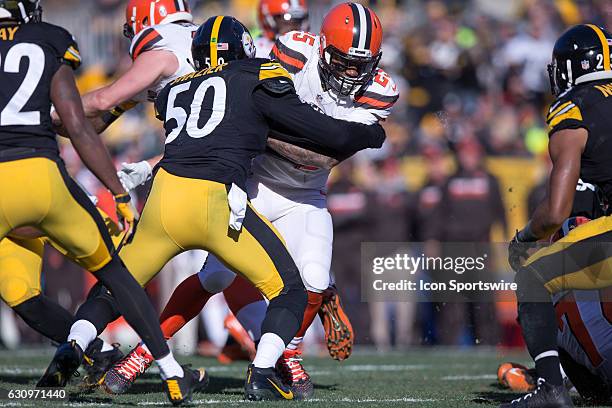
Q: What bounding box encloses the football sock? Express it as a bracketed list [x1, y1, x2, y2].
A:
[156, 351, 184, 379]
[93, 256, 170, 359]
[224, 275, 265, 315]
[535, 350, 563, 386]
[12, 295, 75, 343]
[253, 333, 285, 368]
[515, 269, 562, 386]
[286, 291, 323, 350]
[68, 320, 97, 352]
[159, 274, 213, 340]
[235, 300, 267, 342]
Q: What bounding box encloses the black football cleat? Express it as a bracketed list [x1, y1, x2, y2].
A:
[37, 340, 83, 387]
[276, 349, 314, 400]
[81, 338, 124, 389]
[244, 364, 295, 401]
[163, 365, 209, 406]
[500, 378, 574, 408]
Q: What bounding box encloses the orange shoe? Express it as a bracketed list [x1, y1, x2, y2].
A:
[223, 313, 256, 360]
[318, 286, 354, 361]
[497, 362, 536, 392]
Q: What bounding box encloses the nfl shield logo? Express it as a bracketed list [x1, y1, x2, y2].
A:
[581, 60, 590, 70]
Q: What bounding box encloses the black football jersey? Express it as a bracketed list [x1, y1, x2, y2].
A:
[547, 79, 612, 202]
[0, 22, 81, 157]
[155, 58, 295, 187]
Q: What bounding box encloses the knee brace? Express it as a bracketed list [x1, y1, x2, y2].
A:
[300, 262, 331, 293]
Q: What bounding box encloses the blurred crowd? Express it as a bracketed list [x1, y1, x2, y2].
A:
[1, 0, 611, 353]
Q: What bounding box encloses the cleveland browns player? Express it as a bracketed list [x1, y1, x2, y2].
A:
[256, 0, 309, 57]
[0, 1, 203, 405]
[506, 24, 612, 407]
[118, 2, 399, 400]
[67, 15, 387, 401]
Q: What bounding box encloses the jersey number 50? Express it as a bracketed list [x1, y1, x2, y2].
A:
[164, 76, 227, 144]
[1, 43, 45, 126]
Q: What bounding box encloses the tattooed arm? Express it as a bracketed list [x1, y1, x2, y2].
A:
[267, 138, 340, 170]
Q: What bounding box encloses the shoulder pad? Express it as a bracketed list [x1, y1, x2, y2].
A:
[270, 31, 316, 74]
[257, 61, 294, 95]
[130, 25, 164, 60]
[41, 23, 82, 70]
[354, 69, 400, 117]
[546, 87, 585, 132]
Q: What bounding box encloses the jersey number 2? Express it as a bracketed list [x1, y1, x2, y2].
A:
[165, 76, 226, 144]
[1, 43, 45, 126]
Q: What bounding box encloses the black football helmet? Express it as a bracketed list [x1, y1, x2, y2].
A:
[0, 0, 42, 23]
[548, 24, 612, 95]
[191, 16, 256, 70]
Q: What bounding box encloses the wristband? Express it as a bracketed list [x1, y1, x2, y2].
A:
[114, 192, 131, 204]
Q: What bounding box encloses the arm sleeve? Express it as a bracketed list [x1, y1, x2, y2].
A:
[253, 85, 386, 160]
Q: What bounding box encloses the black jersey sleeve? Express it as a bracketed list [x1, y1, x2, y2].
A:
[546, 88, 588, 136]
[44, 24, 82, 70]
[252, 65, 386, 159]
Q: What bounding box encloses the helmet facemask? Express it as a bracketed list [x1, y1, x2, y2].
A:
[0, 0, 42, 24]
[319, 44, 381, 96]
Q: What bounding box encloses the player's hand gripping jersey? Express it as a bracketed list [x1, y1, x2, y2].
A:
[154, 58, 386, 189]
[0, 22, 80, 157]
[129, 21, 198, 100]
[252, 30, 399, 191]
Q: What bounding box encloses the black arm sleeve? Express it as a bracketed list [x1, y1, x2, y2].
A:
[253, 84, 386, 160]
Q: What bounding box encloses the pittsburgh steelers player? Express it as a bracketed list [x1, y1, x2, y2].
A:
[62, 15, 386, 401]
[0, 0, 205, 404]
[506, 24, 612, 407]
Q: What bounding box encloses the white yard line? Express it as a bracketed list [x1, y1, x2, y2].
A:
[441, 374, 497, 380]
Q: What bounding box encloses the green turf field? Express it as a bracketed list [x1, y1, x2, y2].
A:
[0, 348, 608, 407]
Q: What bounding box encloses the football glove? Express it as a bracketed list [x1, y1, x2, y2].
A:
[117, 161, 152, 191]
[508, 231, 537, 272]
[114, 192, 138, 236]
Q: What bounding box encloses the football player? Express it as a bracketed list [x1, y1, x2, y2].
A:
[0, 208, 125, 387]
[117, 2, 399, 399]
[506, 24, 612, 408]
[49, 0, 276, 392]
[256, 0, 308, 57]
[68, 15, 387, 401]
[0, 1, 203, 404]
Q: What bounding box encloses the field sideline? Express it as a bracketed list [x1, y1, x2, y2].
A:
[0, 348, 607, 407]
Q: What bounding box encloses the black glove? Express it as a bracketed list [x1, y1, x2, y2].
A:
[508, 231, 538, 272]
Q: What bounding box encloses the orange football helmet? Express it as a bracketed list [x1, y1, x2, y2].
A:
[124, 0, 192, 39]
[258, 0, 309, 40]
[319, 2, 383, 95]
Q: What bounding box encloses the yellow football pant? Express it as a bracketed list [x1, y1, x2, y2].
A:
[120, 168, 301, 300]
[524, 215, 612, 293]
[0, 237, 44, 307]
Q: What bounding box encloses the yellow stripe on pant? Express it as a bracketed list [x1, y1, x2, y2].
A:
[523, 215, 612, 293]
[0, 157, 114, 272]
[120, 168, 299, 300]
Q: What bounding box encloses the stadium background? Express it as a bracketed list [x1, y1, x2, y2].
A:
[1, 0, 609, 356]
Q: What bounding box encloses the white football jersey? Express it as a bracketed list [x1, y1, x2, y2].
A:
[251, 31, 399, 191]
[255, 36, 274, 59]
[129, 22, 198, 101]
[555, 289, 612, 385]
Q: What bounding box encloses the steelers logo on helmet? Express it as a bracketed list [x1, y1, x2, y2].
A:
[242, 31, 256, 59]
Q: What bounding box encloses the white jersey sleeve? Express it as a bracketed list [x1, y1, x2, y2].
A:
[129, 22, 197, 100]
[271, 31, 317, 75]
[353, 68, 400, 121]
